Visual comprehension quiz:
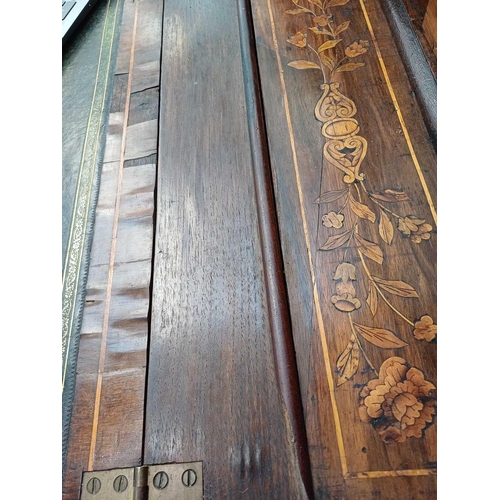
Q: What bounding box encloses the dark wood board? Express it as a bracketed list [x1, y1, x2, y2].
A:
[64, 0, 437, 498]
[63, 0, 162, 497]
[249, 0, 437, 497]
[144, 0, 309, 497]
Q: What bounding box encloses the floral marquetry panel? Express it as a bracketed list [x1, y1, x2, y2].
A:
[250, 0, 436, 497]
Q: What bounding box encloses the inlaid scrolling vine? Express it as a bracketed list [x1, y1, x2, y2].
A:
[285, 0, 436, 443]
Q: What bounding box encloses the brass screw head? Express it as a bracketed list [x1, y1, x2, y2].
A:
[86, 477, 101, 495]
[182, 469, 197, 487]
[153, 471, 169, 490]
[113, 475, 128, 493]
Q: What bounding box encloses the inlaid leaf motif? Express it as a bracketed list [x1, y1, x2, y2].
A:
[315, 188, 349, 204]
[285, 8, 310, 15]
[333, 20, 351, 37]
[336, 334, 359, 385]
[326, 0, 350, 7]
[378, 209, 394, 244]
[372, 277, 419, 298]
[349, 193, 376, 222]
[366, 281, 378, 316]
[353, 323, 408, 349]
[308, 0, 324, 8]
[319, 53, 335, 70]
[309, 27, 331, 35]
[354, 233, 383, 264]
[288, 60, 322, 70]
[313, 14, 333, 26]
[318, 39, 343, 53]
[370, 188, 409, 202]
[336, 62, 365, 72]
[320, 230, 353, 250]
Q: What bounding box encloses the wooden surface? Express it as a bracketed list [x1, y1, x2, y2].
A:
[402, 0, 437, 74]
[236, 0, 314, 494]
[249, 0, 437, 497]
[422, 0, 436, 57]
[64, 0, 437, 498]
[144, 0, 308, 498]
[380, 0, 436, 147]
[62, 0, 162, 497]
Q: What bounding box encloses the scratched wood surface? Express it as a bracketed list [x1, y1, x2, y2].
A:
[64, 0, 436, 497]
[249, 0, 437, 497]
[62, 0, 162, 497]
[402, 0, 437, 74]
[143, 0, 307, 498]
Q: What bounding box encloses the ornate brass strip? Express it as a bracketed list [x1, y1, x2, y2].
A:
[62, 0, 120, 390]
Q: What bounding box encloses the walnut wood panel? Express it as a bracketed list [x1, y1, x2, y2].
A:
[91, 369, 146, 470]
[63, 0, 162, 497]
[249, 0, 437, 497]
[144, 0, 308, 497]
[63, 374, 97, 500]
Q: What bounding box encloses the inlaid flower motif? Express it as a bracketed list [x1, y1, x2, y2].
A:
[359, 357, 436, 443]
[322, 211, 344, 229]
[413, 315, 437, 342]
[331, 262, 361, 312]
[313, 15, 332, 27]
[288, 31, 307, 48]
[345, 40, 369, 58]
[397, 216, 432, 243]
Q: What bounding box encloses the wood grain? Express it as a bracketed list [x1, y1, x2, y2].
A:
[401, 0, 437, 75]
[380, 0, 436, 148]
[64, 1, 437, 498]
[249, 0, 437, 496]
[144, 0, 308, 497]
[422, 0, 436, 56]
[236, 0, 314, 495]
[63, 374, 98, 500]
[63, 0, 162, 496]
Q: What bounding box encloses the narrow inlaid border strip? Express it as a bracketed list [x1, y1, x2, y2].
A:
[87, 0, 140, 472]
[345, 469, 437, 479]
[62, 0, 120, 390]
[380, 0, 437, 148]
[265, 0, 436, 480]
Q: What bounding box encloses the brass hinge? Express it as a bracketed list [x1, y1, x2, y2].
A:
[80, 462, 203, 499]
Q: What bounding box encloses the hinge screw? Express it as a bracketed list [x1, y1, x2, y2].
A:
[86, 477, 101, 495]
[113, 475, 128, 492]
[153, 471, 169, 490]
[182, 469, 197, 487]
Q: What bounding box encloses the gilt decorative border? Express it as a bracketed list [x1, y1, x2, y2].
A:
[62, 0, 120, 390]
